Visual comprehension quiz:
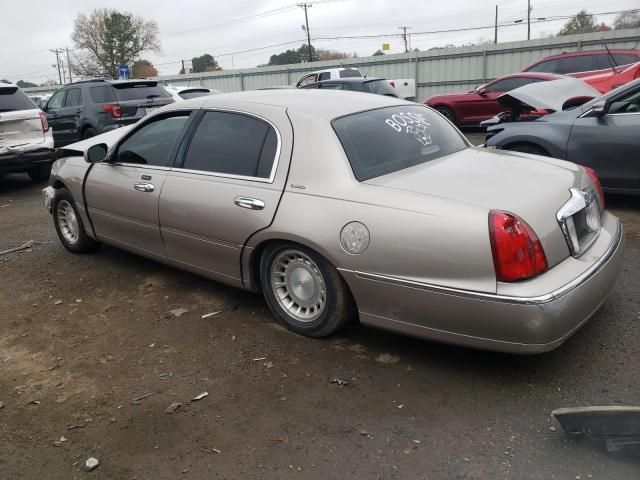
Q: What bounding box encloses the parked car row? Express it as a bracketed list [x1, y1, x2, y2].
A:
[425, 48, 640, 126]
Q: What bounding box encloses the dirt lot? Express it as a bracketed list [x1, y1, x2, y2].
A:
[1, 147, 639, 479]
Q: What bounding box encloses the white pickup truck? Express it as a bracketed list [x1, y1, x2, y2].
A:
[294, 68, 416, 101]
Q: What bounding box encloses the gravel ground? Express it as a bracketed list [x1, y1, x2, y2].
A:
[1, 140, 639, 479]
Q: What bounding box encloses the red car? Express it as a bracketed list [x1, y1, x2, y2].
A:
[583, 61, 640, 93]
[424, 73, 560, 126]
[522, 49, 640, 78]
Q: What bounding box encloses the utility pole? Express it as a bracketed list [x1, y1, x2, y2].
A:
[399, 26, 411, 53]
[66, 47, 73, 83]
[298, 3, 313, 62]
[527, 0, 531, 40]
[494, 5, 499, 44]
[50, 49, 63, 85]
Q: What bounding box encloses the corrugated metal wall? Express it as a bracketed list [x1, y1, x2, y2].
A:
[24, 28, 640, 100]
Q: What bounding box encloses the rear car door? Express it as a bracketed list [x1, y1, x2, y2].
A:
[567, 84, 640, 192]
[84, 111, 193, 260]
[159, 105, 292, 287]
[56, 87, 83, 144]
[44, 90, 67, 146]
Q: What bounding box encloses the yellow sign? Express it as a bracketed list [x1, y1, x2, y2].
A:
[382, 43, 390, 51]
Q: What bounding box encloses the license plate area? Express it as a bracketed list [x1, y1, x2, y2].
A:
[557, 188, 601, 257]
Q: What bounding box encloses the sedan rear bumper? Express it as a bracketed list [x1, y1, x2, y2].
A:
[340, 215, 624, 354]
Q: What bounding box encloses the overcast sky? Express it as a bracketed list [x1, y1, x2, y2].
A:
[1, 0, 638, 84]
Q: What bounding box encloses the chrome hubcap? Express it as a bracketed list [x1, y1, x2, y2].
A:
[57, 200, 79, 244]
[270, 250, 326, 322]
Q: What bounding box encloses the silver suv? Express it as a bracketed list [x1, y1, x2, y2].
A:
[0, 83, 55, 181]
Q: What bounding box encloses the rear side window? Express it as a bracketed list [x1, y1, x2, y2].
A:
[339, 69, 362, 78]
[364, 80, 397, 96]
[112, 83, 170, 101]
[526, 59, 558, 73]
[182, 111, 277, 179]
[0, 86, 36, 112]
[89, 86, 115, 103]
[116, 115, 189, 167]
[318, 72, 331, 81]
[64, 88, 82, 107]
[558, 55, 596, 74]
[333, 106, 467, 181]
[613, 53, 639, 66]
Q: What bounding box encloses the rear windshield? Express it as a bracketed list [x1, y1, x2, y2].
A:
[112, 83, 171, 101]
[364, 80, 397, 97]
[332, 106, 467, 181]
[179, 90, 210, 100]
[0, 86, 36, 112]
[339, 69, 362, 78]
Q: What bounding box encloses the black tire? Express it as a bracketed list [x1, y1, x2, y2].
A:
[52, 188, 99, 254]
[82, 127, 98, 140]
[506, 143, 549, 156]
[27, 164, 52, 182]
[435, 106, 456, 124]
[260, 242, 355, 338]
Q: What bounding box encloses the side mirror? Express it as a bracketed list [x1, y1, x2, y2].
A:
[592, 100, 608, 116]
[477, 87, 488, 96]
[85, 143, 108, 163]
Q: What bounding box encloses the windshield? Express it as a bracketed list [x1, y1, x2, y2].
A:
[0, 86, 36, 112]
[364, 79, 397, 97]
[332, 105, 467, 181]
[112, 83, 171, 101]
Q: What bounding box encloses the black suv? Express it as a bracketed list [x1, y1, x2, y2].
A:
[42, 79, 173, 147]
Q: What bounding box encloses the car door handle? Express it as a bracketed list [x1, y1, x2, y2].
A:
[134, 182, 155, 192]
[234, 197, 265, 210]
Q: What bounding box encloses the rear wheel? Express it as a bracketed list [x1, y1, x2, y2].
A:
[52, 188, 99, 253]
[435, 106, 456, 124]
[260, 242, 354, 338]
[506, 143, 549, 156]
[27, 164, 52, 182]
[82, 127, 98, 139]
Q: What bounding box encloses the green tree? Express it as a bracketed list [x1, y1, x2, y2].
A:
[190, 54, 221, 73]
[16, 80, 38, 88]
[613, 11, 640, 29]
[558, 10, 611, 35]
[132, 59, 158, 78]
[372, 49, 386, 56]
[71, 8, 160, 78]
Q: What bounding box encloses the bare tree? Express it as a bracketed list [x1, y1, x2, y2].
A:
[71, 8, 160, 78]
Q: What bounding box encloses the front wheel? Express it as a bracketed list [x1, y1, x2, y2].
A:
[260, 243, 354, 338]
[434, 106, 456, 124]
[52, 188, 99, 253]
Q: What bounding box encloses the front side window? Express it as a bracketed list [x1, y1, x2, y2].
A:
[298, 75, 317, 87]
[608, 87, 640, 115]
[182, 111, 278, 179]
[64, 88, 82, 107]
[333, 106, 467, 181]
[116, 115, 189, 167]
[318, 72, 331, 81]
[558, 55, 596, 74]
[46, 90, 66, 110]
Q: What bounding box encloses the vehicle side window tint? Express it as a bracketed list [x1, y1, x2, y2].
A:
[613, 53, 639, 66]
[485, 77, 540, 93]
[558, 55, 595, 74]
[116, 115, 189, 167]
[64, 88, 82, 107]
[182, 111, 276, 178]
[298, 75, 317, 87]
[47, 90, 66, 110]
[527, 59, 558, 73]
[89, 85, 115, 103]
[318, 72, 331, 81]
[608, 88, 640, 115]
[257, 128, 278, 178]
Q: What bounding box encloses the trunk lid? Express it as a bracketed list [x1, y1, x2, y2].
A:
[364, 147, 588, 266]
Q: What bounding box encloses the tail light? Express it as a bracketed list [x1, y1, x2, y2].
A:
[580, 165, 605, 208]
[38, 111, 49, 133]
[489, 210, 548, 282]
[103, 103, 121, 119]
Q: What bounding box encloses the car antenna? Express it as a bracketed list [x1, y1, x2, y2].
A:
[604, 44, 618, 74]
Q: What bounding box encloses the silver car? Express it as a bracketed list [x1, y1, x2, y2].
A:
[43, 90, 624, 353]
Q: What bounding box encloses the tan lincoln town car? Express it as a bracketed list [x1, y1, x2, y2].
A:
[43, 89, 624, 353]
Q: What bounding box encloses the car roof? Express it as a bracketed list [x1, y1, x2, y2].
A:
[177, 88, 409, 120]
[533, 49, 640, 62]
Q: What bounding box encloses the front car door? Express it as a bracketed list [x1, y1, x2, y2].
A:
[567, 84, 640, 193]
[44, 89, 66, 147]
[84, 111, 194, 260]
[159, 104, 292, 288]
